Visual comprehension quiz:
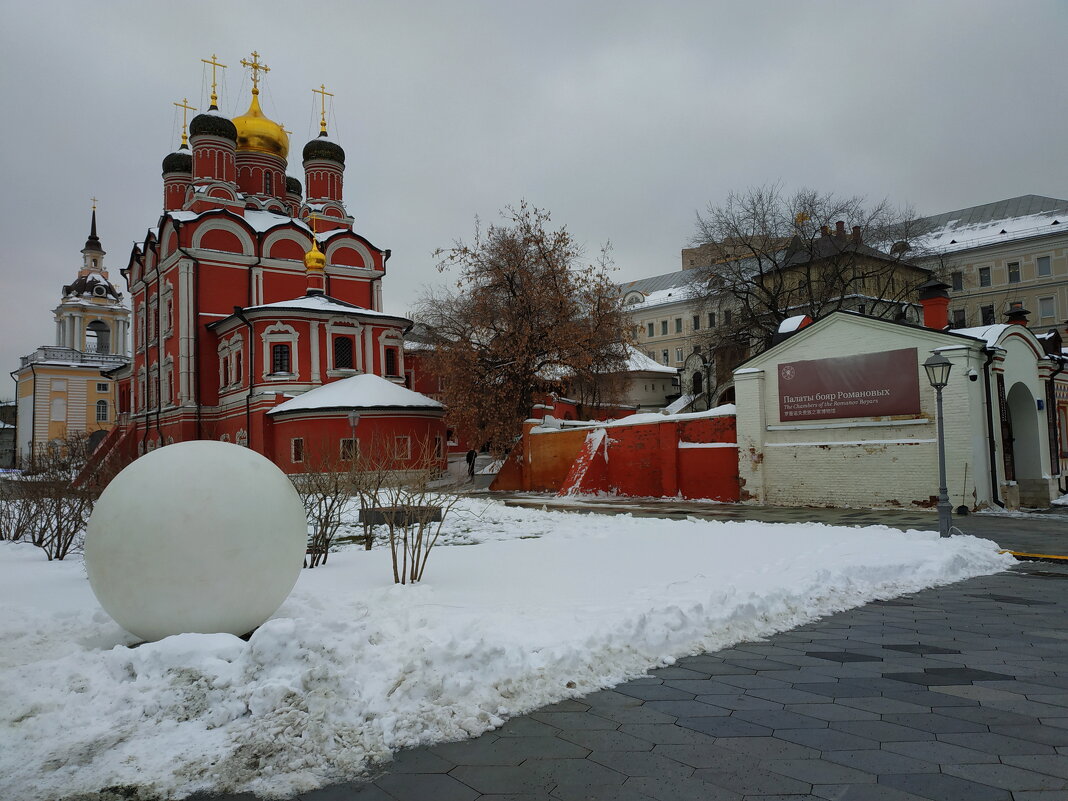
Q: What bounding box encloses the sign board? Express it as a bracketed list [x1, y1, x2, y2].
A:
[777, 348, 920, 422]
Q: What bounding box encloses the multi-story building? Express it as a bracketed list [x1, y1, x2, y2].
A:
[11, 211, 131, 465]
[912, 195, 1068, 332]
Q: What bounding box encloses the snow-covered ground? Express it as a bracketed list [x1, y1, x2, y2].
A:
[1, 498, 1012, 800]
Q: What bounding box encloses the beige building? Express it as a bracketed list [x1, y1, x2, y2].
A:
[913, 195, 1068, 332]
[13, 211, 130, 464]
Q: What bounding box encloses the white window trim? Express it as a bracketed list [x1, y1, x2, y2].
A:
[1038, 296, 1056, 320]
[378, 329, 405, 379]
[291, 437, 305, 464]
[262, 323, 299, 379]
[394, 435, 411, 461]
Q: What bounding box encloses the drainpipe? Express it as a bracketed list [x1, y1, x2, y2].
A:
[234, 306, 254, 449]
[981, 347, 1004, 508]
[1049, 356, 1066, 495]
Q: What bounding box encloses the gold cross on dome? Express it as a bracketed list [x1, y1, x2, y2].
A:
[200, 54, 227, 107]
[240, 51, 270, 92]
[312, 83, 334, 133]
[173, 97, 197, 146]
[91, 196, 98, 211]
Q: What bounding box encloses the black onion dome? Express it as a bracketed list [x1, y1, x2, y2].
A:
[189, 111, 237, 141]
[286, 175, 303, 196]
[162, 146, 193, 174]
[302, 132, 345, 164]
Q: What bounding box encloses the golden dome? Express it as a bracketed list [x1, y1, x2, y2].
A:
[232, 90, 289, 159]
[304, 237, 326, 272]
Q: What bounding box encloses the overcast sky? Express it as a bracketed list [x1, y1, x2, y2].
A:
[2, 0, 1065, 398]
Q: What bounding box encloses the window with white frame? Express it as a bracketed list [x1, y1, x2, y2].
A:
[96, 400, 108, 422]
[262, 324, 298, 378]
[291, 437, 304, 463]
[1007, 262, 1020, 283]
[1037, 256, 1052, 277]
[675, 347, 683, 363]
[646, 322, 654, 338]
[674, 318, 682, 333]
[96, 382, 109, 393]
[1039, 296, 1055, 320]
[660, 320, 668, 336]
[979, 267, 992, 287]
[334, 336, 354, 369]
[271, 343, 291, 374]
[661, 349, 669, 364]
[434, 436, 444, 459]
[394, 435, 411, 461]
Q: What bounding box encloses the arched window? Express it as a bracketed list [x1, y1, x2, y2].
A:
[334, 336, 354, 369]
[692, 372, 703, 396]
[265, 171, 273, 195]
[271, 343, 291, 374]
[96, 400, 108, 422]
[85, 320, 111, 354]
[385, 347, 398, 376]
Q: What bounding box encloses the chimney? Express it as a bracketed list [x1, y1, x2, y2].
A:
[851, 225, 862, 244]
[1005, 307, 1030, 326]
[835, 220, 846, 238]
[916, 278, 951, 330]
[819, 224, 830, 236]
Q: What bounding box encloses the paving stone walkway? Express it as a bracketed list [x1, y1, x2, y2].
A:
[247, 559, 1068, 801]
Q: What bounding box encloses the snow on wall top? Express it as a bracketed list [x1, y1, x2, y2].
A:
[949, 323, 1012, 348]
[778, 315, 810, 334]
[268, 373, 443, 415]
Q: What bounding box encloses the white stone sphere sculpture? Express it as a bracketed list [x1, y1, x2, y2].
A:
[85, 441, 308, 641]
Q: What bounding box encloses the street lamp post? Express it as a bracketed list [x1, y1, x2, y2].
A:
[348, 412, 360, 460]
[923, 353, 953, 538]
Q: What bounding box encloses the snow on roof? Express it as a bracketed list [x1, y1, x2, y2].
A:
[915, 195, 1068, 255]
[268, 373, 443, 415]
[625, 345, 678, 374]
[604, 404, 736, 427]
[778, 315, 810, 334]
[950, 323, 1011, 348]
[242, 294, 406, 320]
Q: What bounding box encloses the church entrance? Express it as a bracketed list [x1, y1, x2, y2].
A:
[1006, 381, 1049, 507]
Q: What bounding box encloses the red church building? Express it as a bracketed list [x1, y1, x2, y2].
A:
[99, 54, 445, 473]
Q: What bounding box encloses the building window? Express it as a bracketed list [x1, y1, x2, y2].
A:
[385, 347, 398, 376]
[674, 318, 683, 333]
[222, 357, 230, 387]
[291, 438, 304, 463]
[164, 299, 173, 332]
[675, 347, 683, 363]
[981, 304, 995, 325]
[271, 343, 291, 374]
[1039, 296, 1055, 319]
[951, 309, 966, 328]
[1037, 256, 1051, 277]
[692, 315, 700, 331]
[708, 312, 716, 327]
[265, 172, 273, 195]
[434, 436, 444, 459]
[978, 267, 991, 287]
[951, 271, 963, 291]
[340, 438, 358, 460]
[660, 320, 668, 336]
[724, 309, 732, 325]
[661, 349, 669, 365]
[647, 322, 654, 338]
[96, 382, 109, 393]
[234, 352, 242, 384]
[333, 336, 354, 369]
[166, 372, 174, 405]
[1007, 262, 1020, 283]
[394, 435, 411, 461]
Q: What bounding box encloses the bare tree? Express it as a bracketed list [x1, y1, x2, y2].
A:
[290, 442, 358, 568]
[414, 202, 630, 455]
[689, 185, 933, 355]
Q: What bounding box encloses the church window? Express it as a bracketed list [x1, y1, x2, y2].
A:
[334, 336, 354, 369]
[271, 344, 292, 374]
[166, 372, 174, 404]
[86, 320, 110, 354]
[435, 436, 444, 459]
[265, 172, 273, 195]
[234, 352, 242, 384]
[291, 438, 304, 464]
[222, 357, 230, 387]
[96, 400, 108, 422]
[385, 347, 398, 376]
[340, 438, 358, 460]
[394, 436, 411, 461]
[164, 300, 173, 332]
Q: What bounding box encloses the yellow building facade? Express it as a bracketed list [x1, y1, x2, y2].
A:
[12, 210, 130, 464]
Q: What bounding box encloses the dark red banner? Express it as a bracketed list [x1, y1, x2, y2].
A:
[777, 348, 920, 421]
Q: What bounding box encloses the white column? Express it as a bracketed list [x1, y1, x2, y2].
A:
[310, 321, 321, 382]
[364, 325, 374, 375]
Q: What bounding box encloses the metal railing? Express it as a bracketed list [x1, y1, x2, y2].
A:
[19, 346, 129, 368]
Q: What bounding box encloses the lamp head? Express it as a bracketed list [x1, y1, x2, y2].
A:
[924, 352, 952, 390]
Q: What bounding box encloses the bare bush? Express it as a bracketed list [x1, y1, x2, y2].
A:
[289, 444, 358, 568]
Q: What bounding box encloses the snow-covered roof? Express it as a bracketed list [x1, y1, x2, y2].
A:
[778, 315, 811, 334]
[625, 345, 678, 374]
[914, 195, 1068, 255]
[950, 323, 1012, 348]
[268, 373, 443, 415]
[242, 293, 408, 321]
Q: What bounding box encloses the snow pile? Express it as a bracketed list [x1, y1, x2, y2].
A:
[1053, 493, 1068, 506]
[0, 500, 1012, 800]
